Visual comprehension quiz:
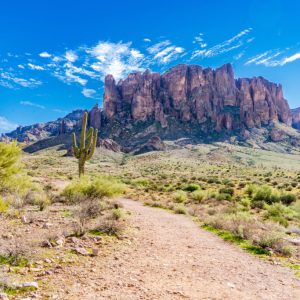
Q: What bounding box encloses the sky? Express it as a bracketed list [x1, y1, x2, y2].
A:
[0, 0, 300, 133]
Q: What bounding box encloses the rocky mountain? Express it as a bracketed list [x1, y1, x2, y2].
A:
[1, 110, 84, 142]
[2, 63, 300, 153]
[292, 108, 300, 130]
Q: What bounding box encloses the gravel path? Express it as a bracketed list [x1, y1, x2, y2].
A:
[45, 199, 300, 299]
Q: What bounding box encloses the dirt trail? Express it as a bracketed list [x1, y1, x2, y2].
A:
[45, 199, 300, 300]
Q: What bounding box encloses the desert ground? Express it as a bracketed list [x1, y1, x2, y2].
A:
[1, 141, 300, 299]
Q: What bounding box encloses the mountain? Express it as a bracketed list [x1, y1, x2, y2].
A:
[2, 63, 300, 152]
[292, 107, 300, 130]
[1, 110, 84, 142]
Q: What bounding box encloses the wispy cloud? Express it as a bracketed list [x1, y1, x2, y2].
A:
[28, 63, 45, 71]
[0, 72, 42, 88]
[147, 40, 185, 64]
[143, 38, 151, 42]
[0, 116, 18, 132]
[20, 100, 45, 109]
[192, 28, 253, 59]
[245, 49, 300, 67]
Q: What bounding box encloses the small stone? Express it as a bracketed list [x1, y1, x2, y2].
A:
[75, 247, 89, 256]
[227, 282, 235, 289]
[0, 293, 9, 300]
[21, 215, 28, 224]
[91, 248, 99, 257]
[22, 281, 39, 289]
[55, 237, 65, 247]
[2, 233, 13, 239]
[42, 222, 53, 229]
[44, 258, 52, 264]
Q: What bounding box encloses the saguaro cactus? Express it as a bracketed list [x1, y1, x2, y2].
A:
[72, 112, 98, 177]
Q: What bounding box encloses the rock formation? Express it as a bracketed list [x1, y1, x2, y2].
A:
[100, 64, 292, 135]
[2, 63, 298, 151]
[292, 108, 300, 130]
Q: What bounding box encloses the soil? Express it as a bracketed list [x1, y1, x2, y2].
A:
[41, 199, 300, 300]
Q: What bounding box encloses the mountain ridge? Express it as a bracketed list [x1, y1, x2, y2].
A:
[2, 63, 300, 153]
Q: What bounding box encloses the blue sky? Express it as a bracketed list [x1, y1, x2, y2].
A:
[1, 0, 300, 133]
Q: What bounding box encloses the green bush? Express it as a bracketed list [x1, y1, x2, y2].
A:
[217, 193, 232, 201]
[0, 142, 32, 195]
[191, 190, 205, 202]
[131, 178, 150, 188]
[183, 183, 201, 192]
[219, 187, 234, 196]
[172, 191, 187, 203]
[63, 175, 126, 203]
[264, 203, 296, 227]
[279, 193, 296, 205]
[0, 196, 8, 213]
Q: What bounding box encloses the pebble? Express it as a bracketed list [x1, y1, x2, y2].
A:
[75, 247, 89, 256]
[0, 293, 9, 300]
[22, 281, 39, 289]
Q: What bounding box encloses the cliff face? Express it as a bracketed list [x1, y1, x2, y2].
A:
[292, 108, 300, 130]
[100, 64, 292, 134]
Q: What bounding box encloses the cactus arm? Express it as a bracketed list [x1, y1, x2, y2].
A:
[86, 128, 94, 150]
[72, 133, 80, 158]
[86, 129, 98, 160]
[80, 112, 88, 150]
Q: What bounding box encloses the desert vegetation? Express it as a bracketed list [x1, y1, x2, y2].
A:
[1, 140, 300, 298]
[0, 141, 126, 299]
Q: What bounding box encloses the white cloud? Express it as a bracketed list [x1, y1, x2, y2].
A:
[281, 52, 300, 65]
[245, 49, 300, 67]
[82, 88, 97, 98]
[39, 52, 52, 58]
[20, 101, 45, 109]
[143, 38, 151, 42]
[147, 40, 185, 64]
[87, 41, 145, 80]
[18, 64, 25, 69]
[65, 50, 78, 62]
[0, 116, 18, 132]
[0, 72, 42, 88]
[192, 28, 253, 59]
[28, 63, 45, 71]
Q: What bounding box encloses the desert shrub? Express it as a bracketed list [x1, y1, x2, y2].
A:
[174, 204, 187, 214]
[219, 187, 234, 196]
[183, 183, 201, 192]
[0, 196, 8, 213]
[247, 185, 280, 207]
[291, 201, 300, 219]
[264, 203, 296, 227]
[279, 193, 296, 205]
[172, 191, 187, 203]
[255, 231, 295, 256]
[0, 142, 32, 196]
[205, 212, 257, 240]
[73, 199, 104, 236]
[131, 178, 150, 188]
[191, 190, 205, 202]
[111, 208, 125, 220]
[93, 218, 125, 237]
[217, 193, 232, 201]
[35, 193, 50, 211]
[63, 175, 126, 203]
